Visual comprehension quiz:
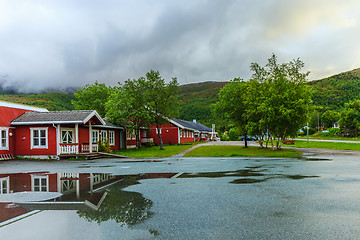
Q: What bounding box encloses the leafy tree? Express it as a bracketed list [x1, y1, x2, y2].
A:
[106, 78, 151, 150]
[322, 110, 340, 129]
[72, 81, 112, 117]
[213, 78, 251, 147]
[214, 54, 311, 150]
[144, 70, 179, 150]
[250, 54, 311, 150]
[339, 100, 360, 135]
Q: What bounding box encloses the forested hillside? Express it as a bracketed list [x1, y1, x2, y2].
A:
[177, 81, 228, 126]
[0, 93, 75, 111]
[309, 68, 360, 111]
[1, 67, 360, 127]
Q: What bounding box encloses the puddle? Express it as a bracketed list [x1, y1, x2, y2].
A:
[0, 171, 178, 227]
[178, 169, 265, 178]
[297, 157, 332, 161]
[115, 160, 164, 163]
[230, 178, 269, 184]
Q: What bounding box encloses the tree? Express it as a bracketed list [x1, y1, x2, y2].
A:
[72, 81, 112, 117]
[145, 70, 179, 150]
[213, 78, 251, 147]
[214, 54, 311, 150]
[106, 78, 151, 150]
[250, 54, 311, 150]
[339, 100, 360, 136]
[322, 110, 340, 129]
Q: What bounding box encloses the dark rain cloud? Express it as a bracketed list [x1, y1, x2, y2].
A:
[0, 0, 359, 92]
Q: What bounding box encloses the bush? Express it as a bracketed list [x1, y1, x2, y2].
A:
[98, 140, 111, 153]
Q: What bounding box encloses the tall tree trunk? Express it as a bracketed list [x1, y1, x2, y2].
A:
[156, 123, 164, 150]
[244, 133, 248, 148]
[279, 128, 287, 150]
[135, 127, 140, 150]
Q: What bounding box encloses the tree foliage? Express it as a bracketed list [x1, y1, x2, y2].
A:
[214, 54, 312, 150]
[106, 77, 151, 150]
[339, 100, 360, 135]
[106, 70, 179, 150]
[72, 81, 112, 117]
[144, 70, 179, 150]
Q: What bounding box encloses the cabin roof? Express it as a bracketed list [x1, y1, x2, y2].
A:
[10, 110, 106, 125]
[171, 118, 213, 133]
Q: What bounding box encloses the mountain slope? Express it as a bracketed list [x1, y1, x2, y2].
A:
[178, 81, 228, 126]
[0, 93, 75, 111]
[309, 68, 360, 111]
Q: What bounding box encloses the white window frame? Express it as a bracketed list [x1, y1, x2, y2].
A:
[109, 131, 115, 146]
[0, 128, 9, 150]
[156, 128, 162, 134]
[61, 128, 74, 144]
[31, 128, 48, 149]
[101, 131, 108, 143]
[31, 175, 49, 192]
[0, 177, 9, 194]
[92, 130, 99, 143]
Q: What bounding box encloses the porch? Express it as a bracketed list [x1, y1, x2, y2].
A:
[59, 143, 99, 155]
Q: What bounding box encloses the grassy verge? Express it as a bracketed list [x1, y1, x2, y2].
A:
[290, 140, 360, 151]
[184, 145, 302, 158]
[113, 142, 201, 158]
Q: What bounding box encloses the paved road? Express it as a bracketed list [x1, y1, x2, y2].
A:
[294, 138, 360, 143]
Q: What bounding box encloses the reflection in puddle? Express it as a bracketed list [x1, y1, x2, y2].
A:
[0, 171, 177, 229]
[297, 157, 332, 161]
[230, 178, 268, 184]
[178, 169, 320, 184]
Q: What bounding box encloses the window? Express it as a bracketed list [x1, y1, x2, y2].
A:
[127, 129, 136, 140]
[31, 128, 48, 149]
[0, 128, 9, 150]
[109, 131, 115, 145]
[156, 128, 162, 134]
[32, 175, 48, 192]
[0, 177, 9, 194]
[92, 130, 99, 143]
[61, 129, 74, 143]
[101, 131, 108, 143]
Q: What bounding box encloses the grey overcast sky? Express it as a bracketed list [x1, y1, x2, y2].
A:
[0, 0, 359, 92]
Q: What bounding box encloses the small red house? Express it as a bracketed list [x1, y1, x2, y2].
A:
[148, 118, 217, 145]
[0, 101, 49, 159]
[10, 110, 125, 159]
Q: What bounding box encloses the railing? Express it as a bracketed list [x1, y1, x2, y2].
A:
[60, 143, 79, 154]
[81, 143, 99, 153]
[141, 138, 154, 143]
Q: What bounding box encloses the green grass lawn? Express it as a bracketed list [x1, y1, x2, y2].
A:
[290, 140, 360, 151]
[113, 143, 200, 158]
[184, 145, 302, 158]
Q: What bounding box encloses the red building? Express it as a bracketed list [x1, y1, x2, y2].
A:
[0, 101, 126, 159]
[148, 118, 217, 145]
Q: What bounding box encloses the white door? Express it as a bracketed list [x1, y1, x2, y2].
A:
[61, 129, 74, 143]
[0, 177, 9, 194]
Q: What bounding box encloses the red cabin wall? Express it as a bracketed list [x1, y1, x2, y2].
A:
[149, 122, 181, 145]
[14, 125, 57, 156]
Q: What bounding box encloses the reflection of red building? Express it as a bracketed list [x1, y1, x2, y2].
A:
[0, 171, 177, 225]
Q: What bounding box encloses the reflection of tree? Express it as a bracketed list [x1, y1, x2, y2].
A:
[77, 183, 153, 226]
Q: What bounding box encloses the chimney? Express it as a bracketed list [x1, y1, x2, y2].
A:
[193, 119, 196, 123]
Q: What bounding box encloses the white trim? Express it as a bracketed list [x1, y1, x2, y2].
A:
[12, 120, 84, 125]
[109, 130, 115, 146]
[30, 127, 48, 149]
[0, 128, 9, 150]
[92, 125, 124, 129]
[0, 176, 9, 194]
[0, 101, 48, 112]
[31, 174, 49, 192]
[83, 110, 106, 125]
[101, 130, 108, 143]
[92, 130, 99, 143]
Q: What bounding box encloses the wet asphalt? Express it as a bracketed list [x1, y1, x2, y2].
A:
[1, 150, 360, 239]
